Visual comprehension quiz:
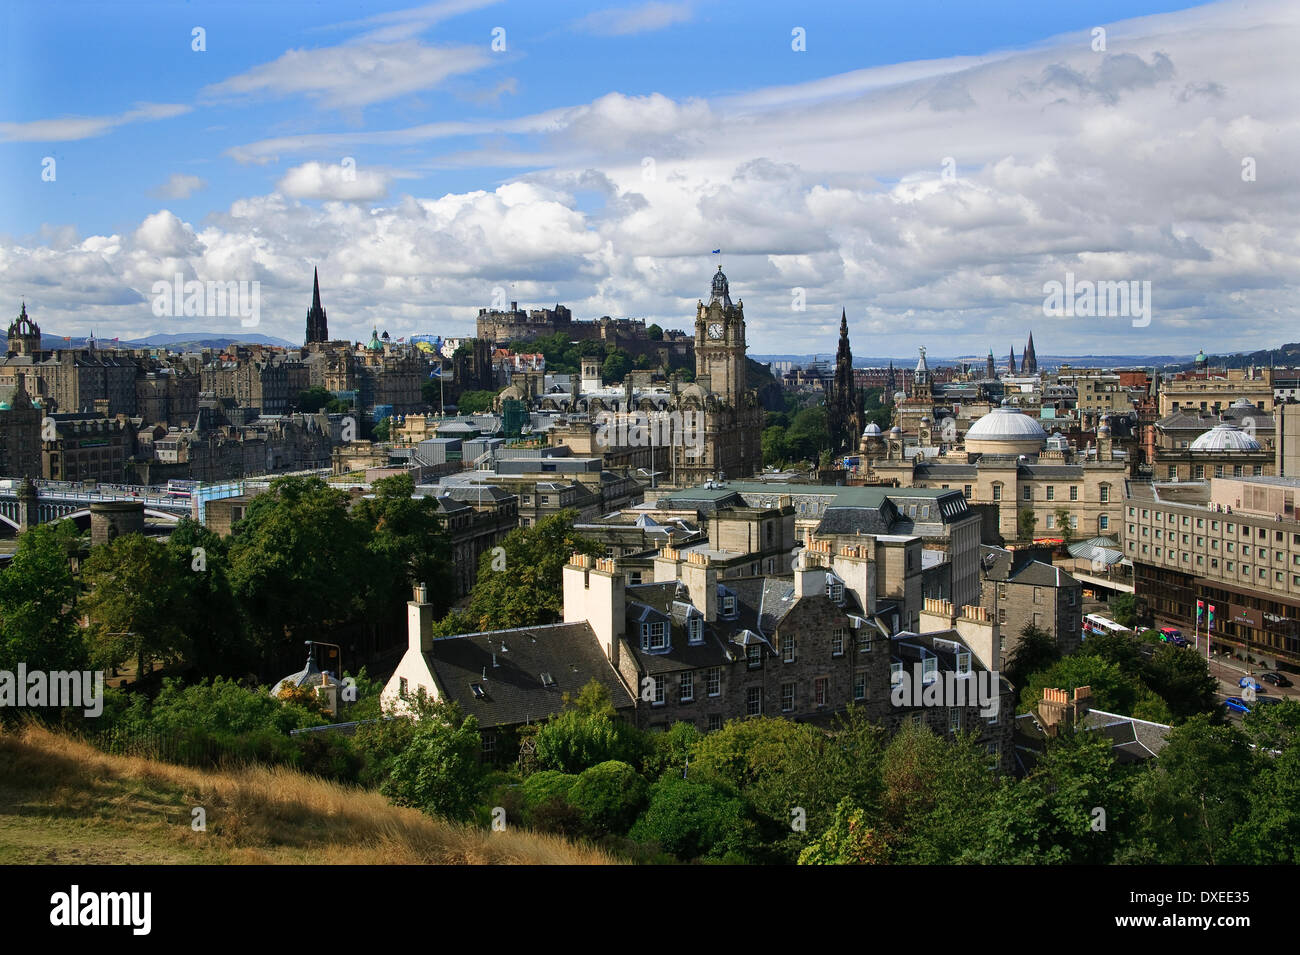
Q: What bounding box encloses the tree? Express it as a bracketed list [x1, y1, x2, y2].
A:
[629, 776, 759, 862]
[295, 387, 333, 413]
[567, 760, 648, 835]
[601, 350, 632, 384]
[1004, 623, 1062, 691]
[533, 709, 647, 775]
[1129, 715, 1253, 864]
[1019, 653, 1169, 722]
[80, 534, 187, 679]
[455, 390, 497, 414]
[372, 416, 391, 442]
[646, 323, 663, 341]
[164, 518, 253, 678]
[352, 474, 456, 622]
[421, 376, 444, 410]
[454, 511, 601, 632]
[798, 797, 890, 865]
[228, 477, 370, 670]
[1054, 506, 1075, 543]
[1141, 644, 1219, 720]
[1110, 593, 1138, 628]
[381, 698, 485, 822]
[1017, 507, 1038, 540]
[1234, 700, 1300, 862]
[0, 522, 85, 674]
[562, 678, 617, 718]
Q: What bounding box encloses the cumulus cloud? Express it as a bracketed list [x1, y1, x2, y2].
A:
[277, 161, 392, 201]
[151, 174, 207, 199]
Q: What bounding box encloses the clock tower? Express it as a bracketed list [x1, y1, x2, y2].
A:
[695, 266, 747, 404]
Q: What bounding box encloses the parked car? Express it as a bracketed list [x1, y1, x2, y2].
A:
[1239, 676, 1266, 692]
[1254, 696, 1282, 706]
[1260, 672, 1293, 687]
[1159, 627, 1182, 642]
[1224, 696, 1252, 714]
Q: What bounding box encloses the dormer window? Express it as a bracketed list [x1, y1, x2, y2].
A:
[641, 620, 668, 652]
[890, 662, 904, 686]
[956, 651, 971, 677]
[921, 656, 938, 685]
[747, 644, 762, 669]
[825, 578, 844, 604]
[722, 594, 737, 616]
[688, 616, 704, 644]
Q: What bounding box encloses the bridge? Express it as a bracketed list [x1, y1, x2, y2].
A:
[0, 481, 195, 533]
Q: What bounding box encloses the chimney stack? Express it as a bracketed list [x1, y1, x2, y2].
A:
[408, 581, 433, 653]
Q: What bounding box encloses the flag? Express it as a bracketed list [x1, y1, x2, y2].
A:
[64, 336, 71, 341]
[429, 366, 442, 378]
[1196, 599, 1204, 620]
[397, 336, 405, 342]
[712, 249, 720, 254]
[1207, 604, 1216, 630]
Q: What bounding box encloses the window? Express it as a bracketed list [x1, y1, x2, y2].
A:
[399, 677, 408, 696]
[782, 635, 796, 663]
[679, 671, 694, 702]
[781, 682, 795, 712]
[746, 687, 763, 716]
[688, 616, 703, 644]
[652, 676, 666, 705]
[1046, 486, 1055, 501]
[642, 621, 668, 651]
[627, 570, 643, 586]
[826, 579, 844, 604]
[1099, 515, 1110, 531]
[1100, 485, 1110, 503]
[963, 484, 972, 499]
[814, 677, 829, 707]
[956, 650, 972, 676]
[992, 484, 1002, 501]
[1023, 486, 1032, 501]
[891, 662, 904, 686]
[481, 734, 496, 759]
[949, 708, 961, 733]
[706, 667, 721, 696]
[722, 595, 737, 616]
[1069, 486, 1078, 501]
[854, 671, 867, 701]
[857, 629, 872, 653]
[921, 656, 938, 685]
[747, 644, 762, 669]
[707, 713, 722, 732]
[831, 629, 845, 656]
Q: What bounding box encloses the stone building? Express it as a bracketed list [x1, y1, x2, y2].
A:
[0, 374, 43, 478]
[981, 547, 1083, 657]
[42, 414, 134, 483]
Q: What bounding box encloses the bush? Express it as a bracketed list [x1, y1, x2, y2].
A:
[567, 761, 647, 835]
[533, 710, 648, 774]
[629, 776, 758, 862]
[521, 770, 578, 809]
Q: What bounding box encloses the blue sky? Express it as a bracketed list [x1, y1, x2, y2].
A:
[2, 0, 1297, 357]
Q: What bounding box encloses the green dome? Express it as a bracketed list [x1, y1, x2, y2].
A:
[366, 328, 383, 351]
[0, 402, 10, 411]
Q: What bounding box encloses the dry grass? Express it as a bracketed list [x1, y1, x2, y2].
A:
[0, 724, 618, 865]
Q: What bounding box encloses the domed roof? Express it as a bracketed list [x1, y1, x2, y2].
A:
[862, 423, 882, 436]
[1231, 397, 1255, 409]
[965, 407, 1047, 442]
[889, 425, 902, 435]
[1190, 423, 1260, 452]
[366, 328, 383, 351]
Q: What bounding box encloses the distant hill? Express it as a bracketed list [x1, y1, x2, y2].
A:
[39, 331, 298, 351]
[0, 725, 615, 865]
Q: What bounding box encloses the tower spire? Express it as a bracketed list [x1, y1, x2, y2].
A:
[305, 268, 329, 344]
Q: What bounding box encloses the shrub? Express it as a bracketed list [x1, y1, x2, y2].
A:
[568, 760, 647, 835]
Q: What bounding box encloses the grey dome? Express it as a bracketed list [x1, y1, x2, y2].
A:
[965, 407, 1047, 442]
[862, 423, 882, 436]
[1190, 423, 1260, 452]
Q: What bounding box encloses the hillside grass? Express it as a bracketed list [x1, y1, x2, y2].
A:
[0, 724, 617, 865]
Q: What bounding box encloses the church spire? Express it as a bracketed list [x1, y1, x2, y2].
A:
[305, 268, 329, 344]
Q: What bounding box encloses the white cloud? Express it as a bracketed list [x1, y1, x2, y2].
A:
[0, 103, 190, 143]
[277, 162, 392, 201]
[200, 40, 491, 110]
[151, 174, 207, 200]
[573, 2, 693, 36]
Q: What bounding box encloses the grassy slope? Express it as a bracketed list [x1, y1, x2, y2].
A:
[0, 725, 616, 865]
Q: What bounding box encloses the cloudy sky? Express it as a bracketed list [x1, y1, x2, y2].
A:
[1, 0, 1297, 358]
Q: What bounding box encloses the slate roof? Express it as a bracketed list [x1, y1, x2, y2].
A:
[1013, 708, 1170, 770]
[425, 622, 634, 727]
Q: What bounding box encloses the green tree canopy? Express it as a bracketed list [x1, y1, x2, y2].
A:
[0, 522, 86, 674]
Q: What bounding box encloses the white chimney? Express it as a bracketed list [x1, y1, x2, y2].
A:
[408, 581, 433, 653]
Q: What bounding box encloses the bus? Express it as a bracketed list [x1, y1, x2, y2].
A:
[1083, 613, 1131, 639]
[166, 479, 200, 499]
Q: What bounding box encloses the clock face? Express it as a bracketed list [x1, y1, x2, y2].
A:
[708, 322, 724, 339]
